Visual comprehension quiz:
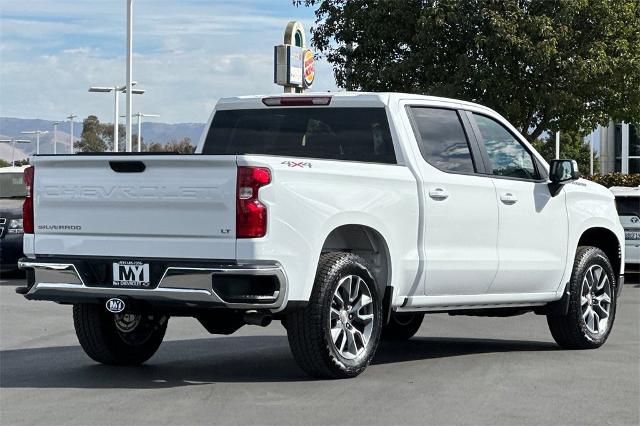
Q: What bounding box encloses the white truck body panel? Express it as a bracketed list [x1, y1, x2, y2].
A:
[23, 91, 625, 312]
[30, 155, 237, 260]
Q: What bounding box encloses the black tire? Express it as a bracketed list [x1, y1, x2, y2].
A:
[73, 303, 168, 365]
[547, 246, 617, 349]
[381, 313, 424, 341]
[286, 252, 383, 379]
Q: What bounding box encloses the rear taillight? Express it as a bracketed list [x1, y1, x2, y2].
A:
[23, 166, 34, 234]
[236, 166, 271, 238]
[262, 96, 332, 106]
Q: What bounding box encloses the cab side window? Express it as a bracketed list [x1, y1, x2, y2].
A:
[473, 113, 539, 180]
[409, 107, 476, 174]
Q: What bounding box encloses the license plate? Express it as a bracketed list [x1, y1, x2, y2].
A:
[625, 231, 640, 240]
[112, 261, 150, 287]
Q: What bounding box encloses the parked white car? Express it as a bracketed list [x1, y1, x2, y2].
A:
[17, 93, 625, 378]
[610, 186, 640, 270]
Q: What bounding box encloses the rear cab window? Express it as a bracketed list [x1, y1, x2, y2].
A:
[202, 108, 396, 164]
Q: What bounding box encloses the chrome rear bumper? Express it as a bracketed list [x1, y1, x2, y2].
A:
[18, 259, 287, 310]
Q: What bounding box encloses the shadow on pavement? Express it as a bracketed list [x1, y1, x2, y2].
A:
[0, 335, 557, 388]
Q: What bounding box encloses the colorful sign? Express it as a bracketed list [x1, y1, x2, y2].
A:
[303, 49, 315, 88]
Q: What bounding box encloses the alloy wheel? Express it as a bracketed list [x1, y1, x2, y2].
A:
[580, 265, 612, 334]
[329, 275, 375, 360]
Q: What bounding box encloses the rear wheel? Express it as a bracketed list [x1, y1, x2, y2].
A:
[286, 252, 383, 379]
[73, 303, 168, 365]
[381, 312, 424, 341]
[547, 246, 617, 349]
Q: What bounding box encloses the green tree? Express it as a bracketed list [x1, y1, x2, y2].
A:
[75, 115, 108, 153]
[148, 137, 195, 153]
[532, 131, 599, 175]
[298, 0, 640, 141]
[0, 159, 10, 167]
[73, 116, 124, 153]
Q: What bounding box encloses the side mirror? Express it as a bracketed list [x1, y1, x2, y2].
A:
[548, 159, 580, 196]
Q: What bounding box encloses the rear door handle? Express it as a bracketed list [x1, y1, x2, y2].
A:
[500, 192, 518, 204]
[428, 188, 449, 200]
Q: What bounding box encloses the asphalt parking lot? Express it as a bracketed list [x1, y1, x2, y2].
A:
[1, 274, 638, 426]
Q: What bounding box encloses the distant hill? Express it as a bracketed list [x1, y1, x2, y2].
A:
[0, 117, 205, 160]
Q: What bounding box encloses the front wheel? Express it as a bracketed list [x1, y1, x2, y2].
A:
[547, 246, 617, 349]
[73, 303, 168, 365]
[286, 252, 383, 379]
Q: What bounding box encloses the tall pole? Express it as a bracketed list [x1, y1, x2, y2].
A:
[555, 131, 560, 159]
[12, 140, 15, 165]
[36, 132, 41, 155]
[114, 89, 120, 152]
[590, 132, 595, 175]
[52, 122, 59, 155]
[126, 0, 134, 152]
[68, 115, 77, 154]
[137, 114, 142, 152]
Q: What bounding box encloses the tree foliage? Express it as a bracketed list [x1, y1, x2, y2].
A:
[74, 115, 125, 153]
[532, 131, 598, 175]
[298, 0, 640, 141]
[587, 172, 640, 187]
[148, 137, 195, 154]
[0, 159, 10, 168]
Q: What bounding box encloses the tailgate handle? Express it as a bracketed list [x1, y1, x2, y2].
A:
[109, 161, 146, 173]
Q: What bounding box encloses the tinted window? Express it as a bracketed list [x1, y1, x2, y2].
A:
[202, 108, 396, 164]
[473, 114, 539, 180]
[615, 196, 640, 216]
[0, 173, 26, 198]
[409, 107, 475, 173]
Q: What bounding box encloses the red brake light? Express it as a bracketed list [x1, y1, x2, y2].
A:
[262, 96, 332, 107]
[23, 166, 34, 234]
[236, 166, 271, 238]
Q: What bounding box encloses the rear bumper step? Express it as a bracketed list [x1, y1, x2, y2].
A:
[18, 258, 287, 310]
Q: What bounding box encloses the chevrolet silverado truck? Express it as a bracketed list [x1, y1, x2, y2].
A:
[17, 93, 625, 379]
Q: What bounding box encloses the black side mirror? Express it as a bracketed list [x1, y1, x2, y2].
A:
[548, 159, 580, 196]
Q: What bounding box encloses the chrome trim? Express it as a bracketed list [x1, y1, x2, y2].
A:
[19, 260, 287, 309]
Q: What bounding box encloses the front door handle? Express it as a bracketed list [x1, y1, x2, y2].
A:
[500, 192, 518, 204]
[429, 188, 449, 200]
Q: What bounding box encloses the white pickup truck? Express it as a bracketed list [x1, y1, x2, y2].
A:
[18, 92, 625, 379]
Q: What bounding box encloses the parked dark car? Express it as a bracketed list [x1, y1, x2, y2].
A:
[0, 166, 27, 273]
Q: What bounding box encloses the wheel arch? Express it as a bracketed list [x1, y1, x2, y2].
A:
[577, 227, 622, 280]
[321, 224, 392, 295]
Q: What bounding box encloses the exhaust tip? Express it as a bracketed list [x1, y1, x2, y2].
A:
[243, 310, 272, 327]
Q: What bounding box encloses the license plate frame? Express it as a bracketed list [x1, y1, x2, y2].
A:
[624, 231, 640, 240]
[112, 261, 151, 288]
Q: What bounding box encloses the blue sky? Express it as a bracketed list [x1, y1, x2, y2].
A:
[0, 0, 338, 123]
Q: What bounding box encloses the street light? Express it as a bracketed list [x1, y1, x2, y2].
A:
[21, 131, 49, 155]
[52, 121, 60, 155]
[0, 138, 30, 166]
[89, 82, 145, 152]
[121, 112, 159, 152]
[126, 0, 135, 153]
[67, 115, 77, 154]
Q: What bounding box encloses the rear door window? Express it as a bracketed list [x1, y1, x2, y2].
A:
[408, 107, 476, 174]
[202, 108, 396, 164]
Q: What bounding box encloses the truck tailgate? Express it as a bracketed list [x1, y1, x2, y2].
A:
[32, 155, 237, 260]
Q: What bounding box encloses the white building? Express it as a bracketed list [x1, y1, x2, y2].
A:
[598, 121, 640, 173]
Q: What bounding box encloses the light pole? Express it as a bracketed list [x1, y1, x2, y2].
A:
[121, 113, 160, 152]
[52, 121, 60, 155]
[555, 131, 561, 159]
[67, 115, 77, 154]
[590, 131, 595, 175]
[21, 131, 49, 155]
[89, 82, 145, 152]
[0, 139, 30, 166]
[126, 0, 134, 153]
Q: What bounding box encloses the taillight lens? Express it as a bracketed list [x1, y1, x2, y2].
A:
[23, 166, 34, 234]
[236, 166, 271, 238]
